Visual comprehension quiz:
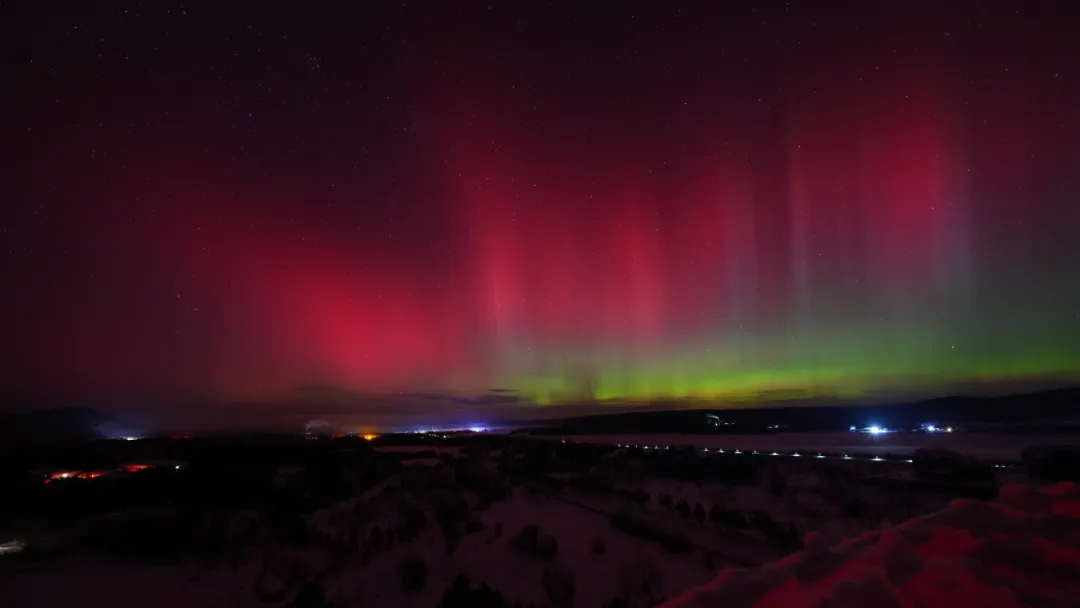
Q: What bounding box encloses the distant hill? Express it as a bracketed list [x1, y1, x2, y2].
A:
[0, 406, 116, 442]
[526, 387, 1080, 435]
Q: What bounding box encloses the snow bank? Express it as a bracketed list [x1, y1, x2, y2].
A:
[660, 483, 1080, 607]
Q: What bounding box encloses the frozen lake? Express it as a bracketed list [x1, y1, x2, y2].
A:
[553, 431, 1080, 461]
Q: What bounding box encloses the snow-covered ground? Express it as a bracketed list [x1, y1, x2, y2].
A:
[660, 482, 1080, 607]
[556, 432, 1080, 461]
[3, 436, 1061, 607]
[311, 491, 716, 607]
[579, 452, 946, 547]
[0, 487, 715, 607]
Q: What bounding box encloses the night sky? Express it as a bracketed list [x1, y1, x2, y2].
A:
[8, 3, 1080, 426]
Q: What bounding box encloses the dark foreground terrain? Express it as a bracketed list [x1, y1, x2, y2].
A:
[1, 431, 1078, 607]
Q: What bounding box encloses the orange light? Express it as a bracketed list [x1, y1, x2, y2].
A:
[362, 434, 378, 441]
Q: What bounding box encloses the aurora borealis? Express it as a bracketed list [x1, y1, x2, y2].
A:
[9, 3, 1080, 419]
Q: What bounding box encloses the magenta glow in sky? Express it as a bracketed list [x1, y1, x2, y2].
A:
[8, 3, 1080, 416]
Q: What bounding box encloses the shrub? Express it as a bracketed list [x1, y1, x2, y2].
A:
[841, 498, 867, 518]
[515, 525, 540, 553]
[443, 522, 463, 555]
[396, 554, 429, 593]
[676, 501, 691, 519]
[535, 534, 558, 558]
[292, 582, 330, 608]
[542, 566, 576, 608]
[619, 557, 663, 603]
[440, 574, 509, 608]
[693, 503, 705, 525]
[702, 552, 717, 571]
[659, 533, 693, 554]
[402, 502, 428, 531]
[370, 525, 386, 553]
[769, 472, 787, 498]
[466, 519, 486, 534]
[591, 536, 607, 554]
[438, 497, 470, 525]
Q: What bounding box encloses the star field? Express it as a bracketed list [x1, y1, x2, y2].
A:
[6, 2, 1080, 420]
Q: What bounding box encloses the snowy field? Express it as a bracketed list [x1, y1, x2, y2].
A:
[2, 434, 1064, 607]
[314, 491, 716, 607]
[553, 432, 1080, 461]
[0, 493, 715, 608]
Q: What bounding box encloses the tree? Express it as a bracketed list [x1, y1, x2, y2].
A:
[620, 557, 663, 604]
[536, 533, 558, 558]
[591, 536, 607, 554]
[542, 566, 576, 608]
[769, 472, 786, 498]
[370, 525, 385, 553]
[441, 574, 509, 608]
[702, 552, 717, 571]
[709, 504, 722, 524]
[693, 503, 705, 525]
[676, 501, 691, 519]
[443, 522, 463, 555]
[291, 582, 330, 608]
[515, 525, 540, 553]
[396, 554, 429, 592]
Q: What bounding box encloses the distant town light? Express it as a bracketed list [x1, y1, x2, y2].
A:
[849, 425, 857, 432]
[868, 426, 883, 435]
[946, 427, 954, 433]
